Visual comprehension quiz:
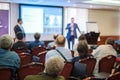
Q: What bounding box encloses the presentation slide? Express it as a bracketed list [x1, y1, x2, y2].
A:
[20, 5, 63, 35]
[21, 7, 43, 33]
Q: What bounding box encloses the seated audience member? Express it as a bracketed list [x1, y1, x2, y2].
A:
[71, 40, 91, 79]
[73, 34, 87, 56]
[92, 37, 117, 76]
[11, 31, 28, 53]
[0, 34, 20, 78]
[115, 40, 120, 56]
[45, 35, 72, 62]
[25, 56, 65, 80]
[47, 33, 59, 50]
[29, 32, 45, 50]
[72, 40, 91, 63]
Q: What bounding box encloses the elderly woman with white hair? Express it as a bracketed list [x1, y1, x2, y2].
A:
[25, 56, 65, 80]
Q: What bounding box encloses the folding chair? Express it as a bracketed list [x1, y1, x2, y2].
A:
[80, 57, 96, 77]
[18, 62, 44, 80]
[0, 68, 12, 80]
[60, 62, 73, 80]
[31, 46, 46, 56]
[99, 55, 116, 73]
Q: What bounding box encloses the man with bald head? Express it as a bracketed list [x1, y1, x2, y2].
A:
[45, 35, 72, 62]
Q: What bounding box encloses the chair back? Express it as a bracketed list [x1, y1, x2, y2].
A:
[18, 62, 44, 80]
[71, 61, 87, 79]
[32, 46, 46, 56]
[37, 51, 47, 64]
[88, 49, 93, 55]
[14, 48, 27, 54]
[60, 62, 73, 80]
[99, 55, 116, 73]
[19, 53, 32, 66]
[116, 57, 120, 64]
[107, 72, 120, 80]
[0, 68, 11, 80]
[80, 57, 96, 76]
[83, 77, 105, 80]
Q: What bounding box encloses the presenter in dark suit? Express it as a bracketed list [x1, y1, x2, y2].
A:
[66, 17, 80, 50]
[14, 18, 26, 39]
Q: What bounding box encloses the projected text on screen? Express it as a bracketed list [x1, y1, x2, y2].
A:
[20, 5, 63, 34]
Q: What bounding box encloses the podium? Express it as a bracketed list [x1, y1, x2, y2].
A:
[85, 32, 100, 45]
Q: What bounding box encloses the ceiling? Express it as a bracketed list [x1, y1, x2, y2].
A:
[0, 0, 120, 10]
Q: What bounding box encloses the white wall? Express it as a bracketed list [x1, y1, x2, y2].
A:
[9, 3, 19, 37]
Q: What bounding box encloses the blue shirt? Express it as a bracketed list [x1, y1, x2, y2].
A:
[47, 42, 55, 49]
[0, 48, 20, 76]
[116, 40, 120, 45]
[29, 40, 45, 50]
[45, 47, 72, 62]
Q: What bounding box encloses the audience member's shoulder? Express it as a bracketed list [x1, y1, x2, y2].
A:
[96, 45, 106, 48]
[41, 41, 45, 44]
[65, 47, 71, 52]
[57, 76, 65, 80]
[24, 75, 38, 80]
[47, 49, 56, 53]
[9, 51, 19, 57]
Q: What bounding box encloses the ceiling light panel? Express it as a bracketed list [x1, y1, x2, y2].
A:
[83, 0, 120, 6]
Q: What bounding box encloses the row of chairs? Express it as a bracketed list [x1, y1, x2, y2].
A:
[0, 62, 73, 80]
[61, 55, 118, 80]
[84, 72, 120, 80]
[20, 54, 117, 75]
[83, 55, 120, 80]
[0, 55, 119, 80]
[0, 62, 44, 80]
[18, 62, 44, 80]
[9, 46, 120, 80]
[16, 46, 74, 65]
[14, 46, 90, 58]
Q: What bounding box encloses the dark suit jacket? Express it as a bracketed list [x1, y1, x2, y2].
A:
[11, 41, 28, 51]
[14, 24, 26, 38]
[66, 23, 80, 40]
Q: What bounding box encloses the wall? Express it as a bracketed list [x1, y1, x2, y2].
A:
[88, 9, 120, 44]
[88, 9, 120, 36]
[9, 3, 19, 37]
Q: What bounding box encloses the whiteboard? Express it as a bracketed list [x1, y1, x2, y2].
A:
[87, 22, 99, 33]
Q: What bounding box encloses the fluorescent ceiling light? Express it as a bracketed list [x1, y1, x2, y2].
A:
[67, 0, 71, 3]
[84, 0, 120, 6]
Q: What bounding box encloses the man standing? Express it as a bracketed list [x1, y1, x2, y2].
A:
[14, 18, 25, 39]
[66, 17, 80, 50]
